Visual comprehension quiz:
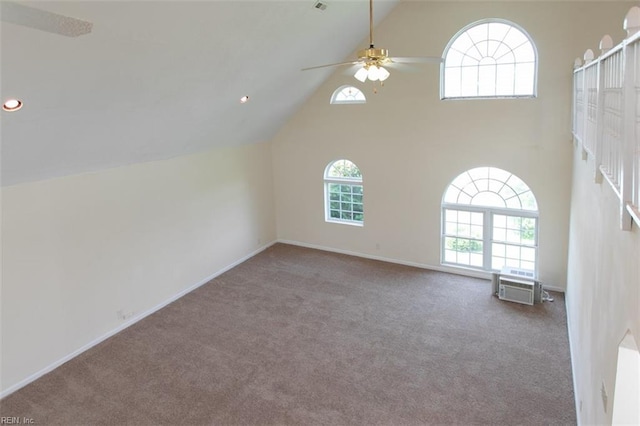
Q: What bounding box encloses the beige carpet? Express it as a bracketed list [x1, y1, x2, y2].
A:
[1, 243, 576, 425]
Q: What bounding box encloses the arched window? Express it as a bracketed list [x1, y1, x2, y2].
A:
[441, 167, 538, 274]
[330, 85, 366, 104]
[442, 19, 537, 99]
[324, 159, 363, 225]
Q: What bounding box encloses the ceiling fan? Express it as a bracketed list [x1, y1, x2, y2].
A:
[302, 0, 442, 83]
[0, 1, 93, 37]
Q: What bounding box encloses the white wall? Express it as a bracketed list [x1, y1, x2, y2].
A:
[271, 1, 633, 289]
[567, 147, 640, 424]
[0, 142, 276, 395]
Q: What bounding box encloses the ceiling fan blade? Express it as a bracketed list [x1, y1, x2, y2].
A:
[301, 60, 360, 71]
[390, 56, 443, 64]
[342, 64, 363, 75]
[0, 1, 93, 37]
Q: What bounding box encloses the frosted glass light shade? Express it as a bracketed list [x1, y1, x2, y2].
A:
[378, 66, 390, 81]
[367, 65, 380, 81]
[354, 67, 368, 82]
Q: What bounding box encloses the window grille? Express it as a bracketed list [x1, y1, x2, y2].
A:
[324, 159, 364, 225]
[442, 19, 537, 99]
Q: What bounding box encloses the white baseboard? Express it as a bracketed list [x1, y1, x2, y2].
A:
[277, 239, 566, 293]
[564, 293, 582, 425]
[2, 239, 565, 399]
[0, 241, 276, 399]
[541, 285, 565, 293]
[278, 239, 491, 279]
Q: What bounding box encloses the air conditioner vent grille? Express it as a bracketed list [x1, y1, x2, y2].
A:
[501, 266, 535, 279]
[498, 277, 535, 305]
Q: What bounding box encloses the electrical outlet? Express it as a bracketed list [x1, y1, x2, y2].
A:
[375, 243, 380, 250]
[117, 310, 134, 321]
[313, 1, 327, 11]
[601, 381, 608, 413]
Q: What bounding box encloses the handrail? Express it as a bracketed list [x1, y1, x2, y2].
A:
[571, 6, 639, 230]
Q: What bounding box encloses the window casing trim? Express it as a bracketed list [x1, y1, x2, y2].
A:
[440, 204, 539, 276]
[324, 181, 364, 226]
[440, 18, 539, 100]
[330, 85, 367, 105]
[441, 203, 539, 218]
[441, 95, 536, 101]
[323, 159, 364, 226]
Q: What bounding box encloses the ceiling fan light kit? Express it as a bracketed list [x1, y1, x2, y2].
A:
[353, 47, 391, 82]
[354, 64, 389, 83]
[302, 0, 442, 88]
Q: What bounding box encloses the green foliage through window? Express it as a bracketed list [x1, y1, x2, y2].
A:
[328, 183, 364, 223]
[328, 160, 362, 179]
[442, 167, 539, 273]
[446, 238, 483, 253]
[325, 159, 364, 224]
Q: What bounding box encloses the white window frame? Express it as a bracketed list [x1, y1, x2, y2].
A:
[330, 85, 366, 105]
[324, 160, 364, 226]
[441, 18, 538, 100]
[441, 206, 539, 275]
[441, 167, 539, 275]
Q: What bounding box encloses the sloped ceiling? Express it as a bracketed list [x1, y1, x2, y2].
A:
[0, 0, 398, 186]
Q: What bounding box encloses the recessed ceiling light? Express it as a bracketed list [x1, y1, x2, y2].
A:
[240, 95, 250, 104]
[3, 99, 23, 112]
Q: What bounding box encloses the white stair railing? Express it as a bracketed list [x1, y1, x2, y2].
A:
[572, 6, 640, 230]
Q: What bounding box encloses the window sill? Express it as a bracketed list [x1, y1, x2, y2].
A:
[440, 95, 537, 101]
[325, 219, 363, 227]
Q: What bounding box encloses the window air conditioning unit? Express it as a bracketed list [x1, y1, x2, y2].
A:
[492, 267, 543, 305]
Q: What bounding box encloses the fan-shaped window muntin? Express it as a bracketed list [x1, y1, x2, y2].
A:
[330, 86, 366, 104]
[442, 19, 537, 99]
[444, 167, 538, 210]
[441, 167, 539, 273]
[324, 159, 364, 225]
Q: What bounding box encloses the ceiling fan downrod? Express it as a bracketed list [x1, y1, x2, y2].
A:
[357, 0, 388, 63]
[369, 0, 374, 48]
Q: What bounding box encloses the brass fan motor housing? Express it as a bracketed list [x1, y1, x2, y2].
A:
[357, 47, 389, 61]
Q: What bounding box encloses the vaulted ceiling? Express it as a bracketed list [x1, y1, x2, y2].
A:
[1, 0, 398, 186]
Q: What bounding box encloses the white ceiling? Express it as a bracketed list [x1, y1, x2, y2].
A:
[0, 0, 398, 186]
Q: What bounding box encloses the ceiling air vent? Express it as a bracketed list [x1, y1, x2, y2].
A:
[313, 1, 327, 11]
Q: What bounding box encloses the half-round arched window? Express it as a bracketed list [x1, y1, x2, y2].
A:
[441, 167, 539, 273]
[330, 85, 366, 104]
[442, 19, 537, 99]
[324, 159, 363, 224]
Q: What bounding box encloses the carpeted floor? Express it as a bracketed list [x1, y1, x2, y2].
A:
[1, 243, 576, 425]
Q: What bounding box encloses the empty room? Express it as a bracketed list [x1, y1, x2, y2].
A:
[1, 0, 639, 425]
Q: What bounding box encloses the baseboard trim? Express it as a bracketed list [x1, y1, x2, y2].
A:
[2, 239, 564, 398]
[277, 239, 490, 279]
[0, 241, 276, 399]
[541, 285, 565, 293]
[564, 293, 582, 425]
[276, 239, 566, 293]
